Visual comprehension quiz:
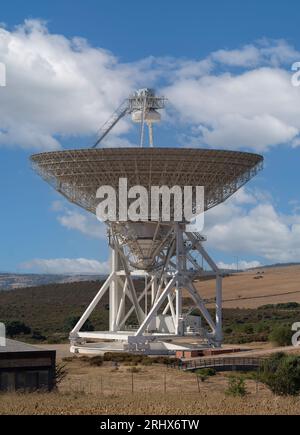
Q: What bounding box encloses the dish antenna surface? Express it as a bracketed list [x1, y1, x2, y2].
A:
[31, 88, 263, 355]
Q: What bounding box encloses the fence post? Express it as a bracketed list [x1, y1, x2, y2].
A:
[196, 373, 200, 393]
[131, 371, 134, 394]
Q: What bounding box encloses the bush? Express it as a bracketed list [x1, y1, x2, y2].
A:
[276, 302, 300, 310]
[259, 302, 300, 310]
[242, 324, 254, 334]
[64, 316, 94, 332]
[127, 367, 141, 373]
[141, 358, 153, 366]
[195, 368, 216, 382]
[224, 327, 233, 334]
[269, 325, 293, 346]
[89, 356, 103, 366]
[102, 352, 177, 366]
[31, 330, 46, 341]
[225, 376, 247, 397]
[62, 356, 76, 362]
[258, 353, 300, 396]
[5, 320, 31, 337]
[255, 322, 271, 334]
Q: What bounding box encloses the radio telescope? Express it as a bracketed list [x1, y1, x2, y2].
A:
[31, 88, 263, 355]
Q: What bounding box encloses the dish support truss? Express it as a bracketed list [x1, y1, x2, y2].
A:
[69, 224, 223, 353]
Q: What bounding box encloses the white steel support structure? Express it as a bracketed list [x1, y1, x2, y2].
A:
[70, 223, 223, 354]
[30, 90, 263, 357]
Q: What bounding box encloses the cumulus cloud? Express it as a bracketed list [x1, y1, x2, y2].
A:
[20, 257, 110, 274]
[204, 188, 300, 263]
[51, 201, 106, 239]
[211, 39, 300, 68]
[0, 19, 144, 149]
[218, 260, 261, 270]
[165, 67, 300, 151]
[1, 20, 300, 152]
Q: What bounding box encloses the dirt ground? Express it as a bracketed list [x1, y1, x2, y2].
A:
[194, 265, 300, 308]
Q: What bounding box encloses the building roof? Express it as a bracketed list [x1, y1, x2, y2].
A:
[0, 338, 45, 353]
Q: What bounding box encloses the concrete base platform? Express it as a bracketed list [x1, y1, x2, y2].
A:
[70, 339, 211, 356]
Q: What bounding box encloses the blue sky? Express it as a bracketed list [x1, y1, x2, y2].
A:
[1, 0, 300, 273]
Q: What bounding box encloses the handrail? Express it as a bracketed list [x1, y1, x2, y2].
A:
[169, 356, 264, 371]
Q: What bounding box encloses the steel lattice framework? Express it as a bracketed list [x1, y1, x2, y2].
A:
[31, 147, 263, 215]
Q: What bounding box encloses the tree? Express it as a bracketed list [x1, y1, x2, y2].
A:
[269, 325, 293, 346]
[64, 316, 94, 332]
[225, 376, 247, 397]
[258, 353, 300, 396]
[6, 320, 31, 337]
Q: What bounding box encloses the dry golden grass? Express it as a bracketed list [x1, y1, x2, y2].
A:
[194, 265, 300, 309]
[1, 390, 300, 415]
[1, 358, 300, 415]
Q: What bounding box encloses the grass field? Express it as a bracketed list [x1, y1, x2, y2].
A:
[195, 265, 300, 309]
[1, 357, 300, 415]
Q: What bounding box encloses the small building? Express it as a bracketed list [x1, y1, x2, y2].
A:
[0, 339, 56, 392]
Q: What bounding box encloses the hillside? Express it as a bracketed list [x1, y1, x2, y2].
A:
[195, 265, 300, 308]
[0, 280, 109, 342]
[0, 273, 105, 291]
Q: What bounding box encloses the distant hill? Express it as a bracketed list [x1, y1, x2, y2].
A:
[0, 278, 147, 342]
[0, 273, 107, 291]
[0, 279, 108, 341]
[195, 264, 300, 309]
[251, 262, 300, 270]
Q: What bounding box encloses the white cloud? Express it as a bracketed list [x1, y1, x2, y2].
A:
[0, 19, 144, 149]
[20, 257, 110, 274]
[204, 188, 300, 263]
[1, 21, 300, 152]
[165, 67, 300, 151]
[50, 200, 64, 212]
[52, 202, 106, 239]
[218, 260, 261, 270]
[211, 40, 300, 67]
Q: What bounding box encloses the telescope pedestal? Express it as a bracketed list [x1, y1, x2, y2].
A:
[70, 224, 223, 355]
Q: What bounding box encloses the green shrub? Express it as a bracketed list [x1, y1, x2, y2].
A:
[64, 316, 94, 332]
[141, 358, 153, 366]
[242, 324, 254, 334]
[195, 368, 216, 382]
[269, 325, 293, 346]
[255, 322, 271, 334]
[62, 356, 76, 362]
[127, 366, 141, 373]
[276, 302, 300, 310]
[31, 330, 46, 341]
[258, 353, 300, 396]
[258, 304, 275, 310]
[224, 327, 233, 334]
[89, 355, 103, 366]
[5, 320, 31, 337]
[225, 376, 247, 397]
[79, 355, 91, 362]
[102, 352, 176, 366]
